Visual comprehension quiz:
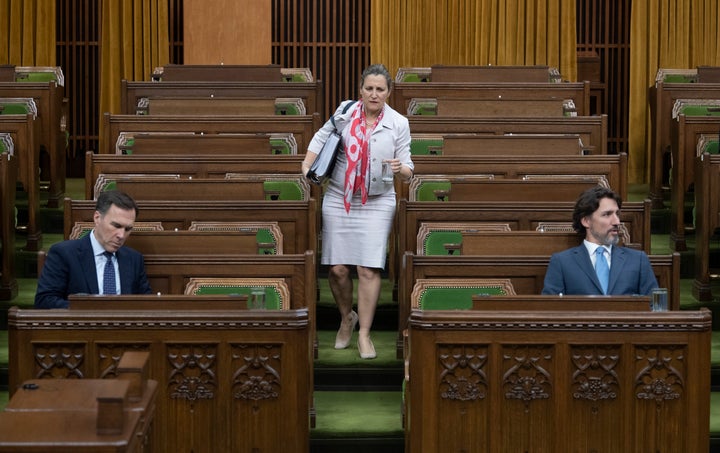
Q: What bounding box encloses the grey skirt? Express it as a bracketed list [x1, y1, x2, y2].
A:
[320, 185, 396, 268]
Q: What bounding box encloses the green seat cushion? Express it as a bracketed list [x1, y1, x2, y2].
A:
[680, 105, 720, 116]
[423, 231, 463, 255]
[16, 72, 57, 82]
[419, 286, 508, 310]
[711, 392, 720, 435]
[256, 228, 279, 255]
[410, 138, 443, 155]
[663, 74, 697, 83]
[263, 180, 304, 200]
[269, 138, 292, 154]
[0, 103, 29, 114]
[414, 181, 451, 201]
[193, 285, 283, 310]
[275, 103, 301, 115]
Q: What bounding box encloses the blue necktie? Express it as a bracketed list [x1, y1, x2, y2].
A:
[103, 251, 116, 295]
[595, 247, 609, 295]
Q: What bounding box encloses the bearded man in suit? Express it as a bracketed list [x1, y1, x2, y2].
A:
[542, 186, 658, 296]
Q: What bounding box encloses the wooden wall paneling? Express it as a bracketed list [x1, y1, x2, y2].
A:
[184, 0, 271, 65]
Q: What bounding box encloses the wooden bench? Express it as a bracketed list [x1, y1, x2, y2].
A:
[136, 96, 306, 116]
[403, 154, 627, 202]
[669, 114, 720, 251]
[0, 150, 18, 299]
[407, 174, 614, 202]
[123, 230, 285, 255]
[398, 199, 652, 256]
[648, 80, 720, 207]
[0, 113, 41, 250]
[391, 81, 591, 116]
[64, 198, 317, 258]
[0, 81, 65, 208]
[115, 131, 298, 155]
[407, 115, 608, 154]
[121, 79, 323, 116]
[151, 64, 315, 83]
[693, 153, 720, 301]
[409, 96, 578, 117]
[101, 112, 321, 155]
[412, 133, 595, 155]
[8, 302, 312, 452]
[92, 174, 311, 202]
[425, 64, 557, 82]
[396, 251, 681, 356]
[84, 152, 317, 200]
[404, 303, 710, 452]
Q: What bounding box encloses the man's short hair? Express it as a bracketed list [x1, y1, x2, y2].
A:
[572, 186, 622, 235]
[95, 190, 139, 216]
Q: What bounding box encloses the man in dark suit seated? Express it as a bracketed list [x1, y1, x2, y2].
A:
[542, 186, 658, 296]
[35, 190, 152, 308]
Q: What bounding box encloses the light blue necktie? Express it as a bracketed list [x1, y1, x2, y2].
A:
[595, 247, 609, 295]
[103, 251, 116, 295]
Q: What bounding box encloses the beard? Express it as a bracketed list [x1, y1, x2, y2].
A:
[590, 228, 620, 246]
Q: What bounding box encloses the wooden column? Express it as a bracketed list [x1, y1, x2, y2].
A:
[183, 0, 271, 65]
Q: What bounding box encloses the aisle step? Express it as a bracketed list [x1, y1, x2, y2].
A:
[315, 329, 403, 391]
[310, 390, 404, 453]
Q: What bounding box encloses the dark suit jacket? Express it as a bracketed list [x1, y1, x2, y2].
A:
[35, 234, 152, 309]
[542, 244, 658, 296]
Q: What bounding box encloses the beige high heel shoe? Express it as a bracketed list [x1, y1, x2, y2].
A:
[357, 334, 376, 359]
[334, 310, 358, 349]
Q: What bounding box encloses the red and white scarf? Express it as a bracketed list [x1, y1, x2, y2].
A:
[343, 101, 383, 213]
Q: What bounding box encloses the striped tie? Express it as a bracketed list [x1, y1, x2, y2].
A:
[595, 247, 609, 295]
[103, 251, 116, 295]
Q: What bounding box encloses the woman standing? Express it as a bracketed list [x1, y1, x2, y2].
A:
[302, 64, 414, 359]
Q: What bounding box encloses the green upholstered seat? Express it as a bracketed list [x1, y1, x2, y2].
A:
[711, 392, 720, 437]
[263, 180, 305, 201]
[663, 74, 698, 83]
[410, 136, 443, 155]
[680, 105, 720, 116]
[411, 278, 516, 310]
[0, 103, 28, 114]
[14, 66, 64, 85]
[0, 133, 12, 155]
[188, 221, 282, 255]
[394, 67, 431, 82]
[422, 231, 463, 255]
[275, 98, 305, 115]
[184, 277, 289, 310]
[407, 98, 437, 115]
[413, 181, 451, 201]
[269, 137, 293, 154]
[16, 72, 57, 83]
[69, 221, 164, 240]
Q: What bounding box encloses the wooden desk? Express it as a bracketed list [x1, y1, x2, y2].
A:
[404, 303, 712, 452]
[0, 411, 144, 452]
[8, 301, 311, 453]
[0, 378, 157, 452]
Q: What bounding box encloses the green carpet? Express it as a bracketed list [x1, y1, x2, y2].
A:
[713, 392, 720, 434]
[315, 330, 401, 368]
[317, 276, 396, 309]
[0, 390, 6, 411]
[312, 391, 403, 438]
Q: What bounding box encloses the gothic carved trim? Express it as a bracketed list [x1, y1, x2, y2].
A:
[231, 344, 282, 401]
[33, 343, 86, 379]
[571, 345, 621, 401]
[502, 345, 553, 403]
[635, 345, 685, 405]
[167, 344, 217, 401]
[438, 344, 488, 401]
